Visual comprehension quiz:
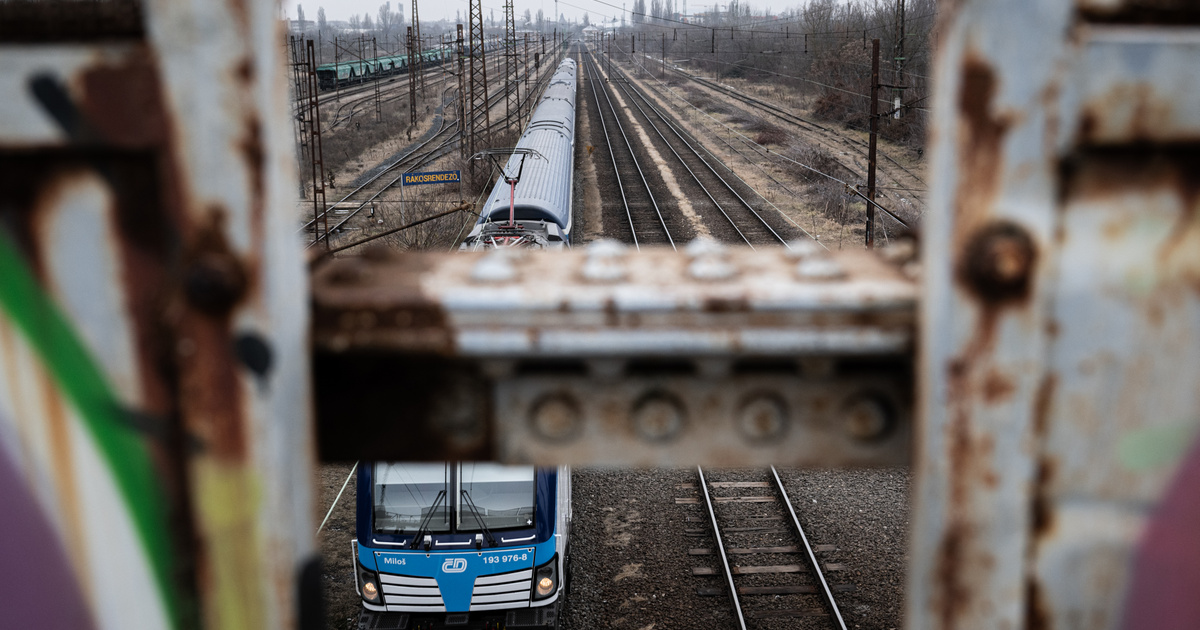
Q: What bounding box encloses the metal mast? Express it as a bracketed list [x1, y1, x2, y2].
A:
[456, 23, 467, 158]
[504, 0, 519, 132]
[412, 0, 425, 96]
[288, 36, 311, 161]
[891, 0, 906, 118]
[468, 0, 489, 154]
[407, 26, 418, 127]
[304, 40, 328, 247]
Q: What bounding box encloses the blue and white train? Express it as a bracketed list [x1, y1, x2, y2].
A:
[462, 57, 577, 249]
[355, 463, 571, 630]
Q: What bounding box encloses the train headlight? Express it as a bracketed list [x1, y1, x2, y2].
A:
[532, 554, 558, 600]
[358, 565, 383, 604]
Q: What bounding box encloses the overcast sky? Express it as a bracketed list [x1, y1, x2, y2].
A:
[286, 0, 719, 27]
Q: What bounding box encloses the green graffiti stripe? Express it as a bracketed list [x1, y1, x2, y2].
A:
[0, 231, 179, 628]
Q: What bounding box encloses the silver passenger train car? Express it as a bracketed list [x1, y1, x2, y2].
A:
[462, 58, 577, 250]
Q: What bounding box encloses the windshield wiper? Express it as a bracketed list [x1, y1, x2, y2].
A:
[408, 489, 446, 550]
[460, 490, 496, 548]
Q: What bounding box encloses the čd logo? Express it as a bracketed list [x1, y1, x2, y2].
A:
[442, 558, 468, 573]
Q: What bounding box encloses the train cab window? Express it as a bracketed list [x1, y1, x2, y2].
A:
[373, 462, 452, 535]
[458, 463, 536, 531]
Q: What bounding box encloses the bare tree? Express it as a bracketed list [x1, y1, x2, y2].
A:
[523, 8, 532, 26]
[317, 6, 327, 35]
[377, 2, 396, 38]
[296, 3, 306, 31]
[363, 13, 374, 31]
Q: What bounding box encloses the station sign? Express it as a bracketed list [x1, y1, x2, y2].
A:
[402, 170, 461, 186]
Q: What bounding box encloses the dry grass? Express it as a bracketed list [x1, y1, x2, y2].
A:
[747, 118, 789, 146]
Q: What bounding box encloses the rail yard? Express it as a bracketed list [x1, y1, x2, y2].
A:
[303, 26, 921, 627]
[4, 1, 1197, 630]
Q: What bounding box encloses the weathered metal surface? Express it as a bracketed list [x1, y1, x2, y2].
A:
[0, 1, 313, 629]
[312, 244, 916, 464]
[909, 1, 1200, 628]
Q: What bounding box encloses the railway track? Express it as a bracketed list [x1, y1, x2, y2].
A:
[582, 54, 676, 249]
[599, 52, 794, 249]
[327, 70, 452, 130]
[614, 50, 926, 225]
[684, 467, 850, 630]
[301, 45, 573, 249]
[300, 115, 459, 248]
[674, 66, 926, 193]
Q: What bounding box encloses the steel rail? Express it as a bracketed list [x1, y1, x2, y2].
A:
[304, 44, 568, 246]
[669, 65, 928, 192]
[585, 55, 676, 250]
[306, 120, 460, 249]
[328, 67, 452, 129]
[697, 467, 748, 630]
[299, 114, 455, 234]
[599, 51, 775, 249]
[582, 55, 640, 249]
[771, 466, 848, 630]
[610, 60, 789, 247]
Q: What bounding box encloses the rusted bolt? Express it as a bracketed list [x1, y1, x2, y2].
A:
[529, 394, 581, 442]
[961, 221, 1036, 304]
[736, 394, 787, 443]
[843, 394, 894, 442]
[185, 252, 246, 315]
[632, 392, 685, 442]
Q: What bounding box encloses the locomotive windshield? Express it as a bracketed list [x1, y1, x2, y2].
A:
[459, 463, 536, 531]
[372, 462, 535, 535]
[373, 463, 452, 534]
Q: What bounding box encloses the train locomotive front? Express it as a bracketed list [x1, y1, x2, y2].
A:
[462, 58, 578, 250]
[354, 463, 571, 630]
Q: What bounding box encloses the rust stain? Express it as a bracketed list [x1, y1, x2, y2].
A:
[239, 114, 266, 298]
[702, 297, 749, 313]
[1026, 373, 1058, 630]
[175, 208, 251, 459]
[954, 54, 1012, 242]
[982, 369, 1016, 404]
[1080, 83, 1175, 144]
[1025, 579, 1052, 630]
[78, 49, 168, 148]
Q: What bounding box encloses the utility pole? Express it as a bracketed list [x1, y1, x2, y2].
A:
[305, 39, 328, 248]
[288, 36, 311, 161]
[373, 37, 382, 122]
[468, 0, 489, 155]
[662, 32, 666, 78]
[866, 38, 879, 249]
[504, 0, 518, 132]
[892, 0, 906, 119]
[523, 33, 531, 125]
[412, 0, 425, 97]
[407, 26, 418, 128]
[456, 24, 467, 158]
